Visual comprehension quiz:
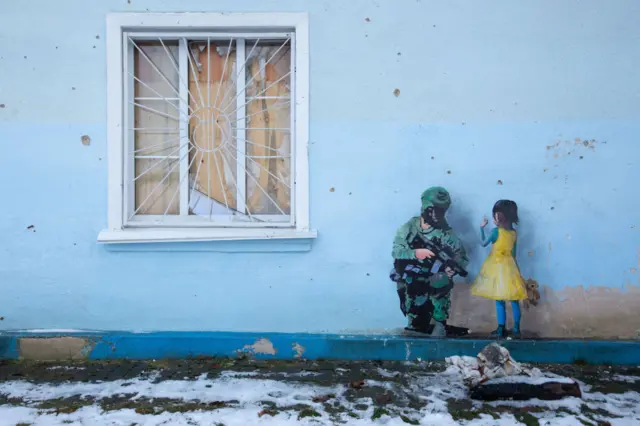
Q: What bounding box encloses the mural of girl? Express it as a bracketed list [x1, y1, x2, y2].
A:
[471, 200, 527, 339]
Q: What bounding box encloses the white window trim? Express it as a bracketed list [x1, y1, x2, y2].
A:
[99, 12, 315, 244]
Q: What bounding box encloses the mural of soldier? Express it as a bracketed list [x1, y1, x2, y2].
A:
[391, 187, 469, 337]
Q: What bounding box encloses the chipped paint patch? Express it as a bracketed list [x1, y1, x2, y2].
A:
[18, 337, 94, 361]
[240, 338, 276, 356]
[292, 343, 305, 358]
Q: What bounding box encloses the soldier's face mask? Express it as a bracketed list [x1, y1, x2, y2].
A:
[422, 207, 445, 228]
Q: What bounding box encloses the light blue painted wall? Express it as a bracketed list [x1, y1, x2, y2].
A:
[1, 0, 638, 336]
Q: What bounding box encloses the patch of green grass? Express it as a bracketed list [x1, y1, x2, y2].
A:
[449, 410, 481, 421]
[347, 412, 359, 419]
[321, 401, 349, 416]
[99, 397, 231, 415]
[578, 403, 623, 420]
[54, 406, 81, 415]
[163, 401, 227, 413]
[0, 395, 28, 406]
[235, 352, 250, 361]
[36, 397, 92, 415]
[514, 412, 540, 426]
[145, 359, 172, 369]
[400, 414, 420, 425]
[185, 356, 236, 369]
[99, 397, 139, 412]
[298, 408, 321, 419]
[447, 400, 480, 421]
[134, 406, 156, 415]
[372, 407, 390, 420]
[447, 399, 502, 421]
[588, 381, 633, 394]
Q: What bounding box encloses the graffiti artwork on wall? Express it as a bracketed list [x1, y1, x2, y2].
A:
[391, 189, 533, 339]
[390, 187, 470, 337]
[471, 200, 528, 339]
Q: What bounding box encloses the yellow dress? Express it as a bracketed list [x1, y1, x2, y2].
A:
[471, 228, 527, 301]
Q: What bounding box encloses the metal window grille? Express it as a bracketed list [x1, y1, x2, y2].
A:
[123, 32, 295, 228]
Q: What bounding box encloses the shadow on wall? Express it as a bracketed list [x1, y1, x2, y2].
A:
[446, 198, 478, 261]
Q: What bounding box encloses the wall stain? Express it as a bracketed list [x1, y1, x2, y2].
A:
[546, 138, 604, 159]
[18, 337, 95, 361]
[450, 283, 640, 338]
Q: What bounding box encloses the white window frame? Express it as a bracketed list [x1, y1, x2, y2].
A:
[99, 13, 315, 244]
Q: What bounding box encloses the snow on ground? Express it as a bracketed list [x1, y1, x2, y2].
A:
[0, 361, 638, 425]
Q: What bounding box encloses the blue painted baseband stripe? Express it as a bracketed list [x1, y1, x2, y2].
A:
[1, 332, 639, 365]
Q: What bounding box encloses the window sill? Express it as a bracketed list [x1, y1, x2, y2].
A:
[97, 228, 317, 252]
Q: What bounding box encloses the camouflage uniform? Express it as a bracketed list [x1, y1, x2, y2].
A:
[391, 187, 468, 336]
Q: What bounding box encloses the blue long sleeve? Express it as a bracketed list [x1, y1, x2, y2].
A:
[480, 227, 498, 247]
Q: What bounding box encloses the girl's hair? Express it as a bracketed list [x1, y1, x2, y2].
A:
[492, 200, 519, 227]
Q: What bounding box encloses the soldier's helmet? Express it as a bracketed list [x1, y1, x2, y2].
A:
[421, 187, 451, 212]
